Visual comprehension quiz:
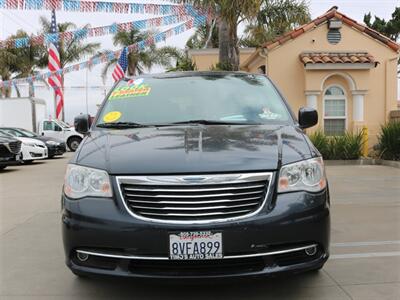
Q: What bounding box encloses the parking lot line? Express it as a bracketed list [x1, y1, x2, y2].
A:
[332, 240, 400, 247]
[331, 251, 400, 259]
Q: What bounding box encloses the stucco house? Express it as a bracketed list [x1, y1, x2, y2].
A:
[189, 7, 400, 144]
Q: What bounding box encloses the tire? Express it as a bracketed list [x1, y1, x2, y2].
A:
[67, 137, 82, 152]
[0, 165, 6, 170]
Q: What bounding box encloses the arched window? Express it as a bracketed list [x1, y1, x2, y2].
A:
[323, 85, 346, 135]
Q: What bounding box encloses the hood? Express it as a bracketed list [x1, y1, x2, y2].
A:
[32, 136, 64, 144]
[18, 137, 46, 146]
[73, 125, 313, 175]
[0, 136, 19, 143]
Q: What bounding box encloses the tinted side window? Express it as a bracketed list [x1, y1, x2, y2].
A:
[43, 121, 54, 131]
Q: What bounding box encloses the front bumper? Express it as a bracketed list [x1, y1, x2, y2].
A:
[62, 181, 330, 279]
[21, 145, 47, 160]
[47, 143, 66, 157]
[0, 153, 21, 166]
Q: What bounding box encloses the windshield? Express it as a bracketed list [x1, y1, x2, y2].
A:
[0, 130, 14, 138]
[3, 128, 37, 138]
[55, 120, 70, 128]
[96, 74, 293, 127]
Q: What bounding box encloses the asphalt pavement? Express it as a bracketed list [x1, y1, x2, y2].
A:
[1, 153, 399, 300]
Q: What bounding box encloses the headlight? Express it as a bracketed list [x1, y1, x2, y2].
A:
[64, 164, 112, 199]
[46, 141, 59, 146]
[278, 157, 326, 193]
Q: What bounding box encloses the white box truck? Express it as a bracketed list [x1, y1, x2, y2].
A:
[0, 98, 83, 151]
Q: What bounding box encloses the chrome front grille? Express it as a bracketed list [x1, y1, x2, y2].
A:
[117, 173, 272, 223]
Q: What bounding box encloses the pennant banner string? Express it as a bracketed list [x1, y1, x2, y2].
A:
[0, 13, 191, 49]
[0, 16, 206, 89]
[0, 0, 208, 17]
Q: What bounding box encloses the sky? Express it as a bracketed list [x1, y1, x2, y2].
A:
[0, 0, 398, 123]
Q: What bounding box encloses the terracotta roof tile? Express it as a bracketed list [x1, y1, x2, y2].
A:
[276, 34, 291, 44]
[299, 52, 378, 66]
[302, 22, 316, 32]
[262, 7, 400, 52]
[321, 55, 333, 63]
[266, 41, 280, 50]
[291, 28, 304, 39]
[314, 16, 327, 26]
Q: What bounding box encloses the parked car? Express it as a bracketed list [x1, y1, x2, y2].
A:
[1, 127, 66, 158]
[0, 98, 83, 151]
[0, 132, 22, 170]
[62, 72, 330, 279]
[0, 130, 47, 164]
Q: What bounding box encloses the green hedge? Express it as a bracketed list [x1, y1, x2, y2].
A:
[377, 122, 400, 161]
[309, 130, 364, 160]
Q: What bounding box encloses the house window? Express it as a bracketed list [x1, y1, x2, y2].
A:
[324, 86, 346, 135]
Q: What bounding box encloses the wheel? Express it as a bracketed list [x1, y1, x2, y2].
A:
[67, 137, 82, 152]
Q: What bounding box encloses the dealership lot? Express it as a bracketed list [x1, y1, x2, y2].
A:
[0, 154, 399, 300]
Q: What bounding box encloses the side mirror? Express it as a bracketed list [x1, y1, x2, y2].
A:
[74, 114, 92, 134]
[298, 107, 318, 129]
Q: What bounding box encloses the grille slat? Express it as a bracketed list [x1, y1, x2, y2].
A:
[127, 196, 262, 205]
[124, 183, 265, 193]
[118, 173, 272, 223]
[125, 190, 264, 199]
[140, 208, 254, 217]
[131, 202, 259, 211]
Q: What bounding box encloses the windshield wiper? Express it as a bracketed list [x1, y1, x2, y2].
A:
[168, 119, 259, 125]
[97, 122, 150, 128]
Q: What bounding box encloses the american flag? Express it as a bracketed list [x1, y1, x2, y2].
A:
[112, 47, 128, 81]
[47, 9, 64, 120]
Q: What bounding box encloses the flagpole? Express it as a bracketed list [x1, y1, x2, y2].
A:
[85, 68, 89, 114]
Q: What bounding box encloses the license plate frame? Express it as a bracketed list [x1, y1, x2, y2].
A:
[169, 231, 223, 260]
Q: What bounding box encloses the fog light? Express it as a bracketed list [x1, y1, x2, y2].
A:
[305, 246, 317, 256]
[77, 252, 89, 262]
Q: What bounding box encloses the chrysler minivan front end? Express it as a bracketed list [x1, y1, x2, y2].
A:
[62, 72, 330, 279]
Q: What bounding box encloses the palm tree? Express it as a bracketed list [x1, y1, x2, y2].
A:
[166, 49, 197, 72]
[7, 30, 47, 97]
[38, 16, 100, 120]
[175, 0, 261, 71]
[39, 17, 101, 69]
[101, 29, 180, 80]
[0, 48, 17, 97]
[241, 0, 311, 47]
[186, 24, 219, 49]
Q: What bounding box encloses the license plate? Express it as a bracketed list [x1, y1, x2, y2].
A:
[169, 231, 223, 260]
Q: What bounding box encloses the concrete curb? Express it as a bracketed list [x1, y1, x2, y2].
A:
[325, 159, 400, 168]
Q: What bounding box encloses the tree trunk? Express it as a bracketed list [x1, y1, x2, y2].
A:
[128, 63, 136, 76]
[218, 19, 239, 71]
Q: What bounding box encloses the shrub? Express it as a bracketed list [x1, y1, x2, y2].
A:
[309, 130, 364, 160]
[308, 130, 329, 157]
[377, 122, 400, 161]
